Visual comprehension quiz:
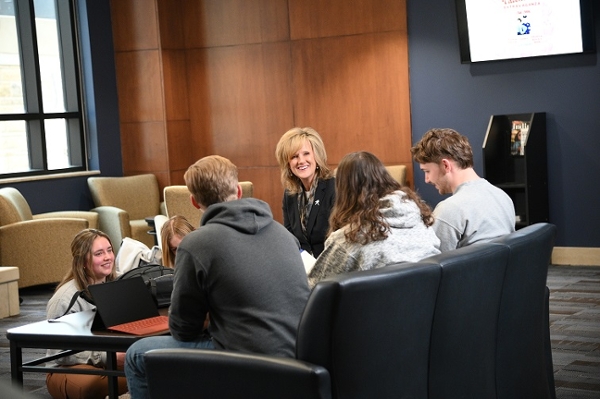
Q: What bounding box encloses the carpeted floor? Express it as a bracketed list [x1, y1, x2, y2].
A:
[547, 265, 600, 398]
[1, 264, 599, 398]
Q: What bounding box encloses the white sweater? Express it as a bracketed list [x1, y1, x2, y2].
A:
[46, 279, 105, 367]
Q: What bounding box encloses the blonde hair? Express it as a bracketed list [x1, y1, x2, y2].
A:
[56, 229, 117, 293]
[184, 155, 239, 208]
[275, 127, 333, 194]
[161, 215, 195, 267]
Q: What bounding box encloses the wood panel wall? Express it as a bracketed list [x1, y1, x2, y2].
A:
[111, 0, 412, 223]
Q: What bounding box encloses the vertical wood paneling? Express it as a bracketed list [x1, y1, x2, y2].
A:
[182, 0, 290, 48]
[110, 0, 159, 51]
[162, 50, 190, 121]
[289, 0, 406, 39]
[112, 0, 413, 221]
[166, 120, 194, 172]
[114, 50, 165, 123]
[156, 0, 185, 49]
[186, 42, 295, 167]
[292, 32, 412, 164]
[120, 121, 168, 173]
[237, 166, 285, 222]
[112, 0, 168, 188]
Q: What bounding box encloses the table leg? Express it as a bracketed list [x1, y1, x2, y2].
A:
[106, 351, 119, 399]
[10, 340, 23, 387]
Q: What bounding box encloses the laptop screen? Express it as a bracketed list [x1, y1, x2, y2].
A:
[88, 276, 160, 329]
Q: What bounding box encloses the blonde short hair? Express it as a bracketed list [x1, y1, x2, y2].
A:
[275, 127, 332, 194]
[184, 155, 239, 208]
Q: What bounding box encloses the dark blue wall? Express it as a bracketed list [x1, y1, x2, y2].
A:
[407, 0, 600, 247]
[0, 0, 123, 213]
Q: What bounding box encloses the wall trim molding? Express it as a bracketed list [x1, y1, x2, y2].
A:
[552, 247, 600, 266]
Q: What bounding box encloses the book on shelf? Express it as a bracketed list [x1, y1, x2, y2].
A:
[510, 120, 529, 156]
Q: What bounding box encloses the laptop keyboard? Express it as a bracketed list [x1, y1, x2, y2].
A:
[109, 315, 169, 336]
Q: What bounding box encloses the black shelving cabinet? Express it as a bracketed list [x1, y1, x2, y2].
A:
[482, 112, 548, 229]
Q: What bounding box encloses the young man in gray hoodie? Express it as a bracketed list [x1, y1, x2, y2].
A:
[125, 155, 310, 398]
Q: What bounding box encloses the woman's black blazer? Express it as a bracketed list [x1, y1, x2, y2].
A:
[282, 177, 335, 258]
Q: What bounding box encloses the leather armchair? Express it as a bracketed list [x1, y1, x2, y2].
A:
[163, 181, 253, 228]
[88, 174, 165, 252]
[0, 187, 98, 288]
[143, 262, 441, 399]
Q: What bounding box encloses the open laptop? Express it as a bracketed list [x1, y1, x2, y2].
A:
[88, 276, 169, 336]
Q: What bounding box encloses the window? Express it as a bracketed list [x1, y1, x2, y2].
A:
[0, 0, 85, 178]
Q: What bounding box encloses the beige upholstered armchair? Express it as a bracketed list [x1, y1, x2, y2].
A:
[164, 182, 254, 228]
[88, 174, 166, 253]
[385, 165, 407, 186]
[0, 187, 98, 288]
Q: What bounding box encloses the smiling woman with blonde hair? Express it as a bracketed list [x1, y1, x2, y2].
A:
[45, 229, 128, 399]
[275, 127, 335, 257]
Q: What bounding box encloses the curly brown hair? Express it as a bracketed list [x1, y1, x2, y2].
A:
[411, 128, 474, 169]
[330, 152, 434, 245]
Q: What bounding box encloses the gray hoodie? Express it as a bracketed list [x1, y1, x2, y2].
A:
[170, 198, 310, 357]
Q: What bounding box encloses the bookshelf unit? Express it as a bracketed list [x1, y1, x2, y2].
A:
[482, 112, 548, 229]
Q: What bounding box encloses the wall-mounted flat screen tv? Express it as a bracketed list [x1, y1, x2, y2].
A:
[456, 0, 596, 63]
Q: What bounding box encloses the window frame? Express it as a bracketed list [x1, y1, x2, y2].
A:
[0, 0, 87, 179]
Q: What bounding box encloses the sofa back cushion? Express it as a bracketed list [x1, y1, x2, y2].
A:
[423, 243, 509, 399]
[88, 174, 161, 220]
[164, 185, 202, 227]
[297, 262, 441, 399]
[491, 223, 557, 399]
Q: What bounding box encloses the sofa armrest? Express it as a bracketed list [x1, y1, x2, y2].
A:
[144, 349, 331, 399]
[34, 211, 99, 229]
[91, 206, 131, 253]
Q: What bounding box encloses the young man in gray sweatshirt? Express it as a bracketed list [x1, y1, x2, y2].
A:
[125, 155, 310, 398]
[411, 128, 515, 252]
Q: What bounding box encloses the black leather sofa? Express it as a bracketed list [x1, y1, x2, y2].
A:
[144, 223, 557, 399]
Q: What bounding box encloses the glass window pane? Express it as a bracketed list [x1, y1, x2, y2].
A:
[45, 118, 70, 170]
[0, 120, 29, 173]
[34, 0, 65, 113]
[0, 1, 25, 114]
